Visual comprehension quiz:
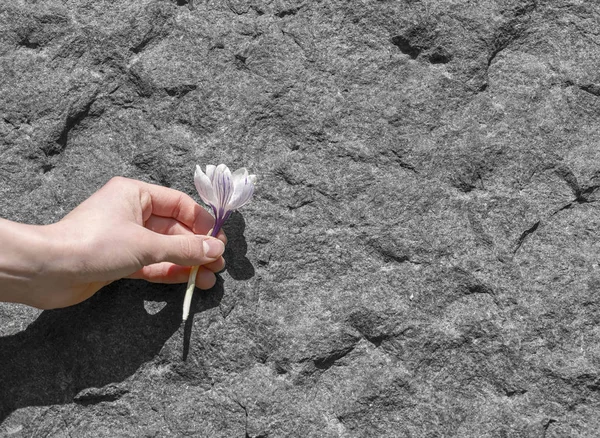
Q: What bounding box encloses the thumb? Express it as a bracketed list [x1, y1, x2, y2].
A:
[138, 231, 225, 267]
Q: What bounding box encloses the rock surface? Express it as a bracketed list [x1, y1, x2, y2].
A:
[1, 0, 600, 436]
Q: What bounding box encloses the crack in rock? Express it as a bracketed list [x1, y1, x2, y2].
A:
[513, 220, 540, 254]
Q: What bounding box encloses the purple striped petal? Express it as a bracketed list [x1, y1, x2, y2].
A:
[213, 164, 233, 212]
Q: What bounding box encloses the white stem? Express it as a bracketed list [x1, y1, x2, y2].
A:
[182, 265, 199, 321]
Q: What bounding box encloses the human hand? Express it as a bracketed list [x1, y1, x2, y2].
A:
[0, 177, 226, 309]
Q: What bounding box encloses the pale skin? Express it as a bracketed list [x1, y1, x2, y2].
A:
[0, 177, 226, 310]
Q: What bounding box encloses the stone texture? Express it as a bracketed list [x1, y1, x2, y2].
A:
[1, 0, 600, 436]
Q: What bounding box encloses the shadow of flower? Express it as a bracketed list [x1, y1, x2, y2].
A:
[182, 276, 224, 361]
[222, 211, 255, 280]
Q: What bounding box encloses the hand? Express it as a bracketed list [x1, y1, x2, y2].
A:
[0, 177, 226, 309]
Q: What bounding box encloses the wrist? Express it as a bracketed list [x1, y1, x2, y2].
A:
[0, 218, 56, 308]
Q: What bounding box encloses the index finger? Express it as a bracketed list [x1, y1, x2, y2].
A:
[137, 180, 215, 235]
[145, 215, 227, 244]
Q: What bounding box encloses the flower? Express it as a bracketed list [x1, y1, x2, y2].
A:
[194, 164, 256, 237]
[183, 164, 256, 322]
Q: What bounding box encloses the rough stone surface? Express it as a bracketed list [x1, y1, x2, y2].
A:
[1, 0, 600, 436]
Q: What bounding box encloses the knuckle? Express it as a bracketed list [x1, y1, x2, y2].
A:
[171, 195, 184, 220]
[107, 176, 126, 185]
[179, 236, 197, 262]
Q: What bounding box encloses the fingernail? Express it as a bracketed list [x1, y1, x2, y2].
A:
[203, 238, 224, 258]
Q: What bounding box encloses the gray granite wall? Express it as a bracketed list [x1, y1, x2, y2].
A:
[1, 1, 600, 436]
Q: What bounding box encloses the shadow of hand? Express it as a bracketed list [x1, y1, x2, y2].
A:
[0, 212, 254, 423]
[0, 280, 201, 421]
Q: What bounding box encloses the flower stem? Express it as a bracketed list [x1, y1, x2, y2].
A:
[182, 226, 221, 322]
[182, 265, 199, 321]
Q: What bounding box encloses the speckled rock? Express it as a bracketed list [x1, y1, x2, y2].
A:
[2, 0, 600, 436]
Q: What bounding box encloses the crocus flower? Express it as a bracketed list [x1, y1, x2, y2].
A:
[183, 164, 256, 321]
[193, 164, 256, 237]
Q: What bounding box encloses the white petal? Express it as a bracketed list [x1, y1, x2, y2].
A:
[232, 167, 249, 178]
[206, 165, 216, 183]
[228, 171, 255, 210]
[229, 183, 255, 210]
[194, 165, 217, 206]
[229, 168, 249, 203]
[213, 164, 233, 209]
[230, 168, 249, 191]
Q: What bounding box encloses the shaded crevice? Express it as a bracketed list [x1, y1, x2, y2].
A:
[130, 35, 156, 54]
[467, 211, 495, 248]
[391, 34, 422, 59]
[281, 30, 305, 52]
[553, 165, 600, 213]
[389, 148, 418, 173]
[361, 333, 390, 347]
[127, 68, 155, 98]
[449, 156, 492, 192]
[481, 37, 514, 92]
[486, 43, 507, 68]
[574, 184, 600, 205]
[427, 47, 452, 64]
[18, 37, 41, 50]
[554, 165, 580, 196]
[486, 5, 533, 69]
[128, 5, 174, 55]
[227, 0, 251, 15]
[542, 419, 557, 438]
[553, 201, 574, 216]
[219, 303, 235, 321]
[41, 163, 54, 173]
[297, 338, 359, 375]
[367, 237, 422, 265]
[235, 400, 250, 438]
[451, 267, 496, 303]
[73, 385, 129, 406]
[275, 166, 304, 186]
[275, 5, 304, 18]
[379, 249, 410, 264]
[312, 344, 356, 371]
[286, 196, 314, 210]
[390, 23, 452, 65]
[513, 220, 540, 253]
[165, 84, 197, 98]
[56, 96, 97, 150]
[505, 388, 527, 397]
[377, 246, 422, 265]
[361, 326, 417, 349]
[346, 309, 406, 348]
[480, 1, 537, 90]
[397, 160, 417, 173]
[235, 53, 248, 65]
[579, 84, 600, 97]
[42, 91, 100, 157]
[572, 373, 600, 392]
[2, 117, 20, 130]
[465, 282, 494, 296]
[174, 0, 194, 9]
[390, 23, 437, 60]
